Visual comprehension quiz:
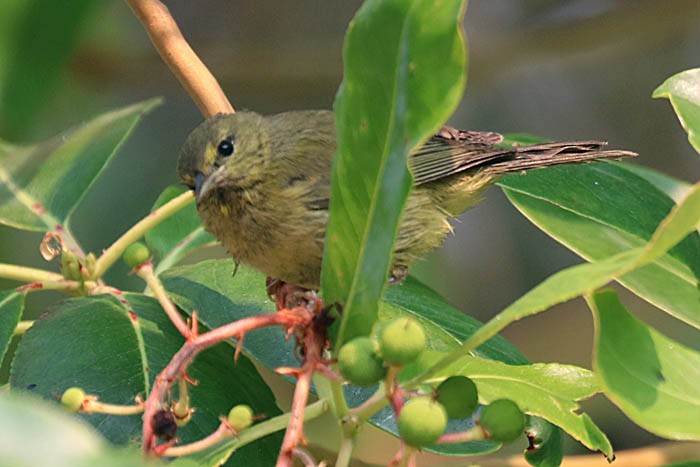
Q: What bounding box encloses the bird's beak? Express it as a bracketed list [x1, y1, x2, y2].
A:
[194, 172, 206, 198]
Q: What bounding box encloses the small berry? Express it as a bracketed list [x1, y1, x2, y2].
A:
[437, 376, 478, 419]
[60, 387, 86, 412]
[378, 317, 426, 365]
[227, 404, 254, 432]
[123, 242, 150, 268]
[479, 399, 526, 442]
[337, 337, 386, 386]
[398, 396, 448, 447]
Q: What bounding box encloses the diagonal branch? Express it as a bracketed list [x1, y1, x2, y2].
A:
[125, 0, 234, 117]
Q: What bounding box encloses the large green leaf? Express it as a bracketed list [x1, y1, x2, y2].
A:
[0, 0, 98, 139]
[0, 289, 24, 364]
[418, 180, 700, 387]
[0, 98, 161, 233]
[0, 392, 154, 467]
[322, 0, 467, 346]
[500, 162, 700, 329]
[653, 68, 700, 154]
[145, 185, 215, 274]
[160, 260, 549, 457]
[589, 289, 700, 439]
[10, 292, 282, 464]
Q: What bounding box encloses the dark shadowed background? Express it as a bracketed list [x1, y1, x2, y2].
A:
[1, 0, 699, 457]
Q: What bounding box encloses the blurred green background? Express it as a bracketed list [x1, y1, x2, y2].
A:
[1, 0, 699, 458]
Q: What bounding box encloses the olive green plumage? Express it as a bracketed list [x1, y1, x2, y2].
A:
[177, 110, 634, 289]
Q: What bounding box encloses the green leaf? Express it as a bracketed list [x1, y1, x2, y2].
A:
[418, 179, 700, 393]
[10, 292, 282, 464]
[322, 0, 468, 346]
[160, 260, 539, 456]
[0, 289, 24, 364]
[0, 391, 153, 467]
[0, 0, 98, 139]
[653, 68, 700, 154]
[0, 98, 161, 232]
[500, 162, 700, 329]
[618, 163, 692, 203]
[589, 289, 700, 439]
[145, 185, 215, 274]
[427, 356, 612, 458]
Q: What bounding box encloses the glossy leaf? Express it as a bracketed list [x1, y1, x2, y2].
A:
[10, 293, 282, 464]
[589, 289, 700, 439]
[524, 416, 563, 467]
[322, 0, 468, 346]
[653, 68, 700, 154]
[419, 180, 700, 394]
[0, 289, 24, 363]
[500, 162, 700, 329]
[0, 392, 153, 467]
[145, 185, 215, 274]
[0, 98, 161, 232]
[619, 163, 692, 203]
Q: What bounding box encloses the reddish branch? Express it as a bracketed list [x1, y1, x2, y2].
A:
[142, 309, 312, 453]
[125, 0, 234, 117]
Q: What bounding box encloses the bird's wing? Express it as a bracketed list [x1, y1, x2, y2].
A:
[409, 127, 636, 186]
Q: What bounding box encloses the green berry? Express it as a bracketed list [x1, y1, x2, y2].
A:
[337, 337, 386, 386]
[479, 399, 526, 442]
[227, 404, 254, 432]
[436, 376, 478, 419]
[378, 317, 426, 365]
[398, 396, 447, 447]
[123, 242, 150, 268]
[61, 387, 86, 412]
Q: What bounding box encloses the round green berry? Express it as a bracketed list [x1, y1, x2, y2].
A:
[378, 317, 426, 365]
[227, 404, 254, 432]
[60, 387, 86, 413]
[337, 337, 386, 386]
[479, 399, 526, 442]
[123, 242, 150, 268]
[437, 376, 478, 419]
[398, 396, 447, 447]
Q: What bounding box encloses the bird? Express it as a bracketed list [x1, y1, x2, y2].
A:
[177, 110, 635, 289]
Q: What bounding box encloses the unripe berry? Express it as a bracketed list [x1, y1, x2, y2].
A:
[398, 396, 447, 447]
[479, 399, 525, 442]
[436, 376, 478, 419]
[337, 337, 386, 386]
[123, 242, 150, 268]
[60, 387, 86, 412]
[227, 404, 254, 432]
[378, 317, 426, 365]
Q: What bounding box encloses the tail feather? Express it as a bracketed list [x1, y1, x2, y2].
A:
[411, 129, 637, 186]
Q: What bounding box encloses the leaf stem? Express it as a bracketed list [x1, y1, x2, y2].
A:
[0, 263, 63, 283]
[124, 0, 234, 117]
[91, 190, 194, 279]
[136, 262, 191, 339]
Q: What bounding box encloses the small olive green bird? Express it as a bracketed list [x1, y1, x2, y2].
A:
[178, 111, 634, 289]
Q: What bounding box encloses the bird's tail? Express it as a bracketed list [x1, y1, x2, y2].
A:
[482, 141, 637, 176]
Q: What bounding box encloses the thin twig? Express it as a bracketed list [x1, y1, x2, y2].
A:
[90, 190, 194, 280]
[277, 321, 327, 467]
[136, 262, 191, 339]
[125, 0, 234, 117]
[0, 263, 63, 283]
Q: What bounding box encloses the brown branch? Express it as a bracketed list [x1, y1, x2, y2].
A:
[125, 0, 234, 117]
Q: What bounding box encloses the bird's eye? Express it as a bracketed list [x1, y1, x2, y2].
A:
[217, 137, 234, 157]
